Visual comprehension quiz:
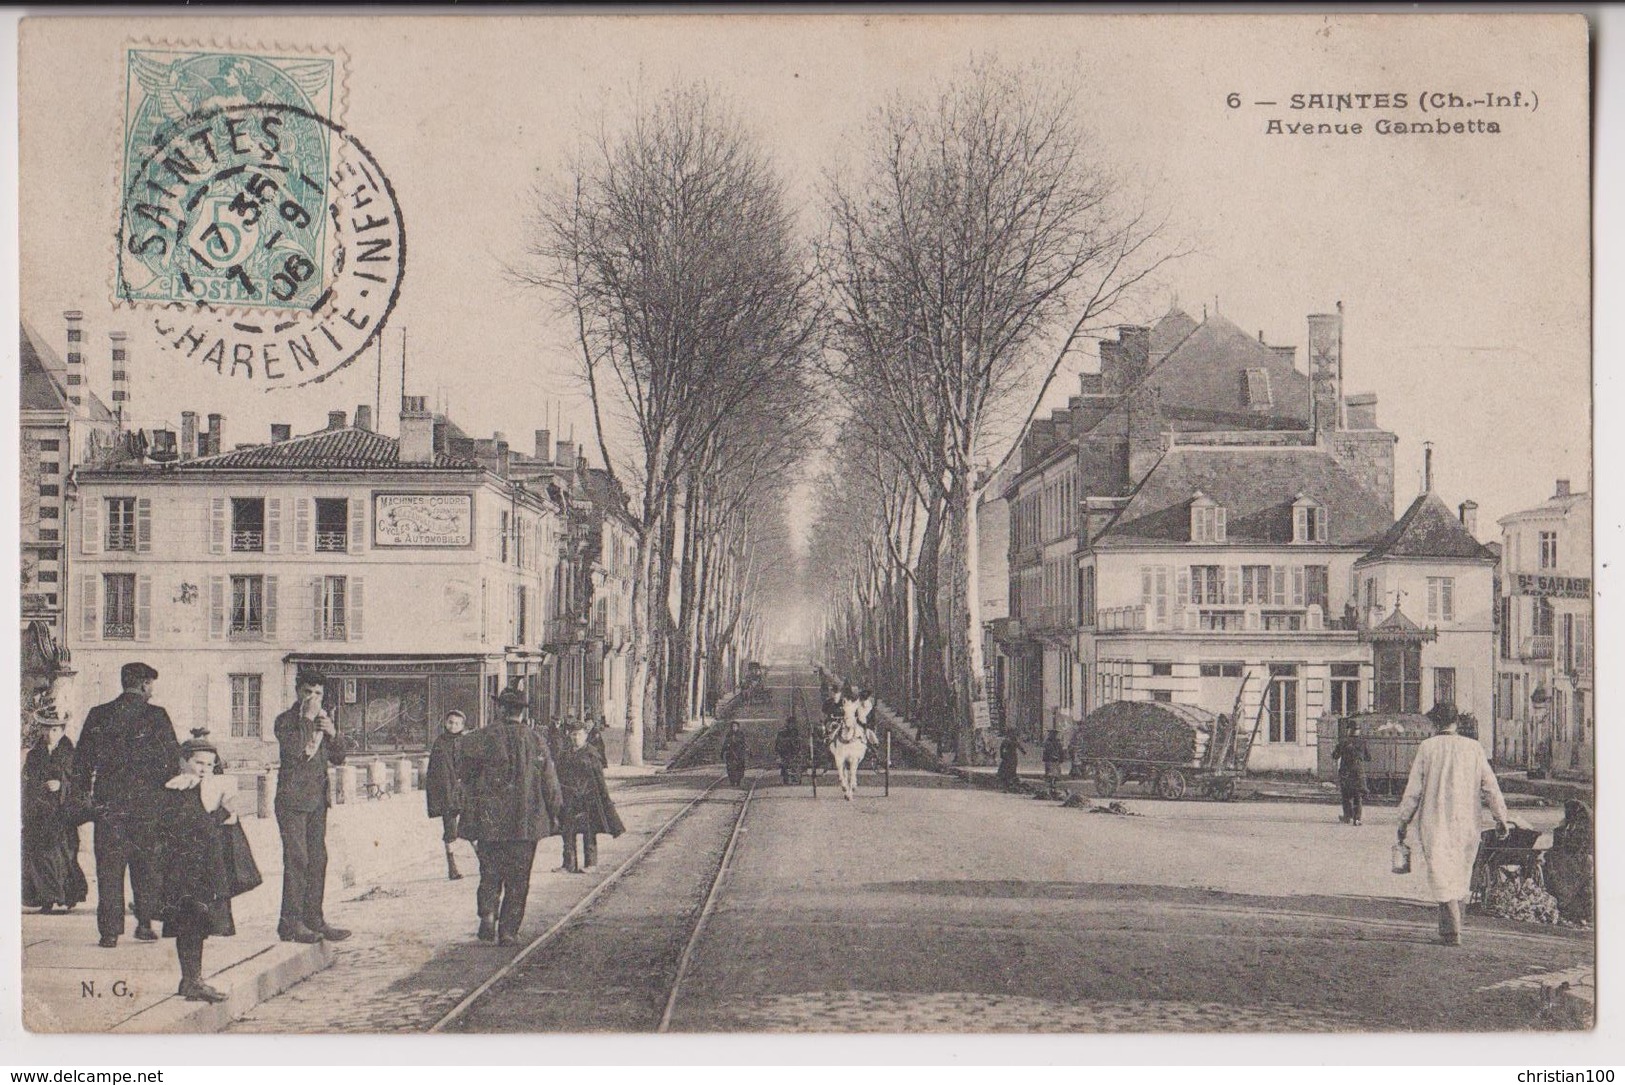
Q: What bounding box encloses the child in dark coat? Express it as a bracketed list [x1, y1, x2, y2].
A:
[557, 723, 625, 873]
[425, 711, 469, 880]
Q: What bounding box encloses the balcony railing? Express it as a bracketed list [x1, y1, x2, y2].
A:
[1098, 605, 1147, 632]
[229, 620, 264, 639]
[231, 530, 264, 552]
[1522, 635, 1553, 661]
[106, 528, 136, 551]
[319, 622, 348, 641]
[102, 621, 135, 640]
[315, 531, 348, 552]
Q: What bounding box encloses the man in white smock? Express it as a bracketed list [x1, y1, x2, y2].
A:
[1394, 711, 1510, 946]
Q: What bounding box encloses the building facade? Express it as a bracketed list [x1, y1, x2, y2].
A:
[1495, 481, 1592, 775]
[66, 397, 569, 765]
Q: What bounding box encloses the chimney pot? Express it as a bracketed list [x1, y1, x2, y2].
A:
[355, 404, 373, 432]
[1422, 442, 1434, 493]
[327, 410, 347, 431]
[271, 423, 292, 443]
[1458, 500, 1479, 538]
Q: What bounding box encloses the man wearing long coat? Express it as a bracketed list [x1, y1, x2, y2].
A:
[1332, 721, 1371, 825]
[1396, 714, 1509, 945]
[459, 689, 563, 945]
[71, 662, 180, 946]
[558, 723, 625, 872]
[273, 672, 351, 944]
[23, 716, 88, 912]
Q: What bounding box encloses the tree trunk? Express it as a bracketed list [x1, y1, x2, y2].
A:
[947, 476, 986, 765]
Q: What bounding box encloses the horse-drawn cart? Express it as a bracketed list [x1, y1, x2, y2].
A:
[1070, 700, 1252, 802]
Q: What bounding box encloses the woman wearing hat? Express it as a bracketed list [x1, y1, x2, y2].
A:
[153, 730, 252, 1003]
[22, 707, 88, 914]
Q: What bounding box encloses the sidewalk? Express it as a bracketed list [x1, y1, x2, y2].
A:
[23, 735, 696, 1034]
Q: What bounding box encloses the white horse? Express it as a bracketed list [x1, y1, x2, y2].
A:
[829, 695, 878, 801]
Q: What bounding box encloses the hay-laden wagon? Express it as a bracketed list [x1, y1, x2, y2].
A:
[1069, 700, 1253, 801]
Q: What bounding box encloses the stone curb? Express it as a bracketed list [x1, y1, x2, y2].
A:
[108, 940, 334, 1034]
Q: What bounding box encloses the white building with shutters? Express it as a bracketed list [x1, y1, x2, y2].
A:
[66, 397, 568, 765]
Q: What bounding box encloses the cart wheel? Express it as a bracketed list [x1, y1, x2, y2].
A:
[1091, 760, 1121, 798]
[1210, 777, 1236, 802]
[1156, 768, 1187, 801]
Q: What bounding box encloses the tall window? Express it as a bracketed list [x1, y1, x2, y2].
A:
[1499, 597, 1513, 658]
[230, 674, 263, 738]
[1330, 662, 1360, 716]
[320, 576, 348, 640]
[315, 498, 349, 551]
[500, 510, 511, 563]
[1305, 565, 1330, 614]
[1375, 642, 1422, 713]
[515, 584, 527, 644]
[1241, 565, 1271, 605]
[1191, 501, 1226, 543]
[1533, 597, 1554, 637]
[230, 575, 265, 636]
[1427, 577, 1455, 623]
[1294, 502, 1328, 543]
[1191, 565, 1224, 606]
[1540, 531, 1559, 569]
[231, 498, 265, 552]
[1266, 664, 1300, 743]
[103, 573, 136, 639]
[1433, 667, 1457, 708]
[106, 497, 136, 551]
[1078, 565, 1096, 627]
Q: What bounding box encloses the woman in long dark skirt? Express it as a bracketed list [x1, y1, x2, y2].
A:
[154, 731, 245, 1003]
[22, 716, 88, 913]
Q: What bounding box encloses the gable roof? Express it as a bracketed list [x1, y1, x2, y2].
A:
[1139, 313, 1311, 429]
[1357, 491, 1496, 565]
[1096, 446, 1394, 548]
[20, 323, 68, 413]
[175, 425, 477, 470]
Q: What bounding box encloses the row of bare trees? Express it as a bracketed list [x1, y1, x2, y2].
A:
[527, 62, 1174, 765]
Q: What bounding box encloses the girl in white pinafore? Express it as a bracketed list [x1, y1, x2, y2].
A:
[1395, 717, 1509, 946]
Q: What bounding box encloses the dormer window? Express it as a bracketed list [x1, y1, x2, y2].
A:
[1242, 367, 1273, 411]
[1293, 494, 1327, 543]
[1190, 492, 1226, 543]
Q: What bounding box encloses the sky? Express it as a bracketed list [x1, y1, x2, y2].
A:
[19, 13, 1591, 540]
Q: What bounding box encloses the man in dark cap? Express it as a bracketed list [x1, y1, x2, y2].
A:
[458, 686, 563, 945]
[73, 662, 181, 948]
[272, 671, 351, 944]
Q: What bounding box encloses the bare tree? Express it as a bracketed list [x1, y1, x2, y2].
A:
[527, 82, 818, 763]
[821, 60, 1178, 760]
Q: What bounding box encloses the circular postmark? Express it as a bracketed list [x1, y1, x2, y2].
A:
[117, 101, 404, 390]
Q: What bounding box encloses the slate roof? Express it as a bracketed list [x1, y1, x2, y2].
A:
[175, 425, 477, 470]
[1139, 313, 1311, 429]
[20, 323, 67, 413]
[1096, 446, 1394, 548]
[1356, 490, 1497, 565]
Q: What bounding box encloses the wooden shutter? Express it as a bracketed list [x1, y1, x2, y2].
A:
[1294, 506, 1307, 543]
[1291, 566, 1305, 607]
[311, 577, 325, 640]
[1215, 507, 1227, 542]
[81, 497, 100, 555]
[266, 498, 283, 554]
[135, 498, 152, 553]
[294, 498, 312, 553]
[209, 576, 226, 640]
[348, 578, 365, 640]
[1176, 569, 1190, 608]
[210, 498, 227, 554]
[79, 572, 99, 641]
[348, 497, 366, 554]
[1140, 567, 1152, 608]
[264, 575, 279, 638]
[135, 575, 152, 641]
[1272, 566, 1287, 606]
[1224, 566, 1240, 606]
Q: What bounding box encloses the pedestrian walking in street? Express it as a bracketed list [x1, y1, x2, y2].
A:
[71, 661, 180, 948]
[22, 709, 87, 914]
[1332, 720, 1371, 825]
[775, 716, 804, 785]
[153, 730, 255, 1003]
[426, 710, 469, 881]
[722, 720, 750, 787]
[558, 722, 625, 873]
[272, 672, 351, 945]
[1395, 709, 1510, 946]
[459, 687, 563, 945]
[1042, 729, 1067, 790]
[996, 730, 1025, 790]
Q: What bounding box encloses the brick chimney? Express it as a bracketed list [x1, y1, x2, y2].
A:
[1555, 479, 1571, 498]
[109, 331, 129, 428]
[1422, 441, 1434, 493]
[534, 429, 552, 463]
[555, 439, 577, 469]
[63, 310, 84, 409]
[1307, 304, 1344, 434]
[355, 404, 373, 432]
[1344, 392, 1379, 429]
[327, 410, 347, 431]
[180, 411, 198, 461]
[1126, 386, 1166, 484]
[271, 423, 292, 443]
[1100, 325, 1151, 395]
[206, 413, 224, 456]
[399, 395, 434, 464]
[1458, 500, 1478, 538]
